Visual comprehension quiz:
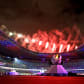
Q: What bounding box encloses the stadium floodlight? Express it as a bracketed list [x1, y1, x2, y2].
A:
[14, 58, 18, 62]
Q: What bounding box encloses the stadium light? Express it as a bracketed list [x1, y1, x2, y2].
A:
[40, 68, 46, 73]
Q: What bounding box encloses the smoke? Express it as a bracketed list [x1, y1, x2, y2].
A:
[15, 25, 84, 53]
[0, 0, 84, 35]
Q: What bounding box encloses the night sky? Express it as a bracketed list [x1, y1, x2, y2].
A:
[0, 0, 84, 35]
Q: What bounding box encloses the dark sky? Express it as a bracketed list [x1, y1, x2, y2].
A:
[0, 0, 84, 35]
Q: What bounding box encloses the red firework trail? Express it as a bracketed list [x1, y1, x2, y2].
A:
[15, 25, 84, 53]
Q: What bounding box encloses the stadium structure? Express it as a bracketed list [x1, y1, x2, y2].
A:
[0, 30, 84, 61]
